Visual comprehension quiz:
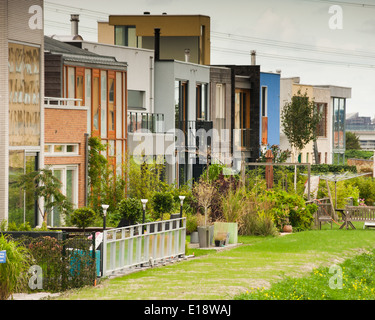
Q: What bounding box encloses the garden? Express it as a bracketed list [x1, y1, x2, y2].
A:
[3, 138, 375, 300]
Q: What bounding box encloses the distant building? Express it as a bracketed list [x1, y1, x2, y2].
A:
[346, 113, 375, 150]
[280, 77, 351, 164]
[98, 14, 211, 65]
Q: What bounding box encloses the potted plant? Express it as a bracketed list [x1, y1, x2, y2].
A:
[186, 214, 199, 243]
[214, 232, 227, 247]
[282, 218, 293, 233]
[193, 180, 215, 248]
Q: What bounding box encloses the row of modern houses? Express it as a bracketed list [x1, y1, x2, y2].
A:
[1, 0, 352, 228]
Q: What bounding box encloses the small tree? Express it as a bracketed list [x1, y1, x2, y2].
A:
[346, 131, 361, 150]
[281, 90, 321, 162]
[115, 198, 143, 225]
[193, 179, 215, 226]
[152, 192, 174, 221]
[70, 207, 96, 232]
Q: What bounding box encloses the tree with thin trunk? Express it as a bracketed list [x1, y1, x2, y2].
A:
[281, 90, 322, 163]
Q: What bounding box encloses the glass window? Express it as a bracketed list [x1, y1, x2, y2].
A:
[128, 90, 144, 109]
[93, 74, 99, 132]
[261, 86, 268, 117]
[116, 72, 123, 139]
[76, 69, 84, 106]
[54, 145, 63, 153]
[108, 77, 115, 132]
[67, 67, 75, 106]
[316, 103, 327, 137]
[101, 70, 107, 138]
[8, 43, 40, 147]
[114, 26, 137, 47]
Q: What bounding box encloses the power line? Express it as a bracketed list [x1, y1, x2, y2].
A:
[212, 46, 375, 69]
[211, 32, 375, 60]
[299, 0, 375, 8]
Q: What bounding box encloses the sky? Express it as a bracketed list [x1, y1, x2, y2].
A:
[43, 0, 375, 118]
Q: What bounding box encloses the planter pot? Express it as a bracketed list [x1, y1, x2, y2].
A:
[190, 231, 199, 244]
[283, 225, 293, 233]
[215, 240, 224, 247]
[197, 225, 214, 248]
[214, 222, 238, 244]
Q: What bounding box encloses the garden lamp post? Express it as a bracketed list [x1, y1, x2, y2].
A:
[179, 195, 185, 227]
[102, 204, 109, 231]
[141, 199, 148, 234]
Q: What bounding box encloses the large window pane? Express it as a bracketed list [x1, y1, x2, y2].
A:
[108, 77, 115, 132]
[8, 43, 40, 147]
[101, 71, 107, 138]
[93, 75, 99, 131]
[8, 151, 25, 224]
[116, 72, 123, 139]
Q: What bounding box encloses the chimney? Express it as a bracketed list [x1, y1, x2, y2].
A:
[70, 14, 80, 37]
[184, 49, 190, 62]
[154, 28, 161, 61]
[251, 50, 256, 65]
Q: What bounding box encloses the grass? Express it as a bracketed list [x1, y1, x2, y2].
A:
[236, 248, 375, 300]
[57, 227, 375, 300]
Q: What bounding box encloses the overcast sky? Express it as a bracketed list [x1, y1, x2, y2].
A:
[43, 0, 375, 117]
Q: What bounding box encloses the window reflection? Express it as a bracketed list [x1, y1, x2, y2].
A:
[9, 43, 40, 147]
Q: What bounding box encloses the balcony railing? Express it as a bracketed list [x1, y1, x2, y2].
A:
[176, 120, 213, 149]
[44, 97, 84, 107]
[127, 112, 165, 133]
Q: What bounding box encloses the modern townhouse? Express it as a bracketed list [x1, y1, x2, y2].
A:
[43, 36, 128, 226]
[1, 0, 44, 226]
[98, 13, 211, 66]
[280, 77, 351, 164]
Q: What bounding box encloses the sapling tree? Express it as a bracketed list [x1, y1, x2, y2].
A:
[281, 90, 322, 162]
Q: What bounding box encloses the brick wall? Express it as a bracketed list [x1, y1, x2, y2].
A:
[44, 107, 88, 208]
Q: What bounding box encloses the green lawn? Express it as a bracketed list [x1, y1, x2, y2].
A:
[58, 227, 375, 300]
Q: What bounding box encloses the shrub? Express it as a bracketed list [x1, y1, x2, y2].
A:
[221, 187, 247, 223]
[0, 234, 32, 300]
[266, 190, 316, 231]
[70, 207, 96, 232]
[186, 214, 198, 234]
[115, 198, 143, 224]
[152, 192, 174, 220]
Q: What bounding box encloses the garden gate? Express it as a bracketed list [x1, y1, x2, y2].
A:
[102, 217, 186, 277]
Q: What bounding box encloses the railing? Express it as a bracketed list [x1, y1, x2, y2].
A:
[102, 217, 186, 277]
[176, 120, 213, 149]
[128, 112, 165, 133]
[44, 97, 83, 107]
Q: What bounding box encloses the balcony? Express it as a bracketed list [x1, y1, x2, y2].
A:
[176, 120, 213, 149]
[44, 97, 85, 108]
[127, 112, 165, 133]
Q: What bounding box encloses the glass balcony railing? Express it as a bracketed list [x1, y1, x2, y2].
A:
[127, 112, 165, 133]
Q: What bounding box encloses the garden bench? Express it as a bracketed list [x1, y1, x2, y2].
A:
[340, 206, 375, 230]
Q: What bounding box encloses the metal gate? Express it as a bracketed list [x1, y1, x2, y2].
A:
[102, 218, 186, 277]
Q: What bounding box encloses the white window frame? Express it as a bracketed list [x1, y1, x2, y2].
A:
[261, 86, 268, 117]
[49, 165, 79, 226]
[45, 144, 79, 156]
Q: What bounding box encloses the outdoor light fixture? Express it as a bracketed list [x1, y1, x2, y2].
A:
[102, 204, 109, 231]
[179, 195, 186, 227]
[141, 199, 148, 234]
